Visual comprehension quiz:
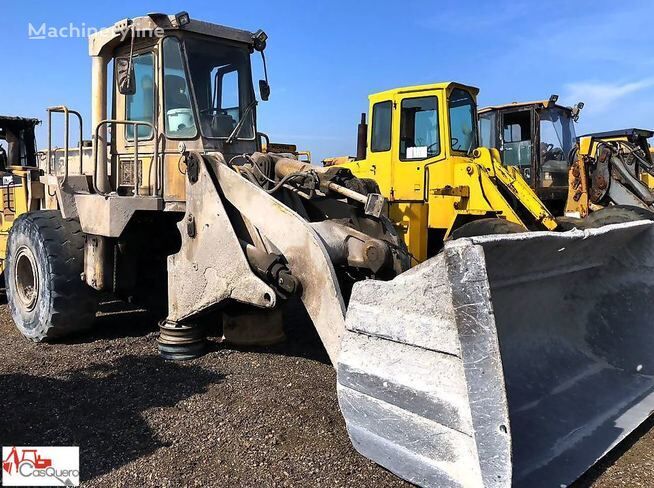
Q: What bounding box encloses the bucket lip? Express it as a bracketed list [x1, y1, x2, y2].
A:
[445, 220, 654, 249]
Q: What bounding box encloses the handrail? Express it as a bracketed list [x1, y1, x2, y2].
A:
[93, 120, 159, 197]
[47, 106, 83, 186]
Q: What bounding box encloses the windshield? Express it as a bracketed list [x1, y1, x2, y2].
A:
[185, 37, 254, 139]
[478, 111, 498, 149]
[538, 107, 576, 188]
[539, 107, 576, 162]
[448, 88, 477, 153]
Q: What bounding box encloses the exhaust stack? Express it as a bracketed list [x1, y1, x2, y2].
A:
[356, 112, 367, 160]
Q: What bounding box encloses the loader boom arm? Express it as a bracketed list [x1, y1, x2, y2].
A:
[482, 148, 558, 230]
[566, 132, 654, 217]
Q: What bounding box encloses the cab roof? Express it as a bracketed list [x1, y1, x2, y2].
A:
[478, 99, 572, 114]
[0, 115, 40, 128]
[89, 13, 258, 56]
[369, 82, 479, 102]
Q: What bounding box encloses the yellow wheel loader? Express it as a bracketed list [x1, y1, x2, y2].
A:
[334, 83, 560, 262]
[478, 98, 654, 224]
[5, 12, 654, 488]
[0, 116, 44, 275]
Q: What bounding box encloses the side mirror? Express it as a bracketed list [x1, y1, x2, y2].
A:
[259, 79, 270, 101]
[116, 57, 136, 96]
[571, 102, 584, 122]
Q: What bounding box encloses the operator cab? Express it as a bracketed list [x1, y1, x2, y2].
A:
[347, 82, 480, 201]
[0, 116, 39, 172]
[79, 12, 270, 200]
[479, 96, 582, 214]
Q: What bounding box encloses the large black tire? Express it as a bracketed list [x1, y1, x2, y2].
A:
[584, 205, 654, 228]
[554, 216, 592, 231]
[450, 218, 525, 239]
[5, 210, 97, 341]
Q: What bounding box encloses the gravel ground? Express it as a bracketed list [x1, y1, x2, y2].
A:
[1, 299, 653, 487]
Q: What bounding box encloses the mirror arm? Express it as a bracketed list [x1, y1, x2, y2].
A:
[259, 51, 271, 101]
[260, 50, 269, 86]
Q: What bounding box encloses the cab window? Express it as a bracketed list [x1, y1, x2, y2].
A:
[479, 112, 496, 148]
[501, 110, 532, 174]
[371, 101, 392, 152]
[186, 37, 254, 139]
[125, 52, 155, 140]
[399, 96, 439, 160]
[163, 37, 197, 138]
[448, 88, 477, 152]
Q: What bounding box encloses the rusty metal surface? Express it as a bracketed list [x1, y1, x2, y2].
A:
[478, 100, 570, 114]
[157, 321, 207, 360]
[309, 221, 390, 273]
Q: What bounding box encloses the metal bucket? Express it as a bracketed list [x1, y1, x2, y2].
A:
[337, 221, 654, 487]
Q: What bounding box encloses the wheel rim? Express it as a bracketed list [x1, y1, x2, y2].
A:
[14, 245, 39, 311]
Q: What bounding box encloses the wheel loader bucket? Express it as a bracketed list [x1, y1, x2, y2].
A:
[337, 221, 654, 487]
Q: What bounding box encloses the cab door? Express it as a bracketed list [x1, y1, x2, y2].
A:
[113, 43, 159, 196]
[391, 91, 443, 201]
[499, 107, 535, 184]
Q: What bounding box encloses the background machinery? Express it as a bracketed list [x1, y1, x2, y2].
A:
[566, 128, 654, 219]
[478, 98, 654, 222]
[0, 116, 44, 275]
[5, 12, 654, 488]
[334, 83, 559, 262]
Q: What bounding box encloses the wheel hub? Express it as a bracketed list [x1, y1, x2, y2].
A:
[14, 246, 39, 312]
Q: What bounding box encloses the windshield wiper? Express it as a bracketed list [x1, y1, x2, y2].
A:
[226, 100, 258, 144]
[466, 138, 475, 156]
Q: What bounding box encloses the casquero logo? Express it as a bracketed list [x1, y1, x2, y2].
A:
[2, 446, 79, 487]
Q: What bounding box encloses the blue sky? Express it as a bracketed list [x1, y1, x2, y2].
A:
[2, 0, 653, 162]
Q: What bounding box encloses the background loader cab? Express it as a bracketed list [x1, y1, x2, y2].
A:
[478, 96, 581, 215]
[480, 98, 654, 220]
[339, 82, 557, 261]
[0, 116, 39, 170]
[0, 116, 43, 275]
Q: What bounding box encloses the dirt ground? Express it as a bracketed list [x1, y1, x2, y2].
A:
[1, 300, 653, 487]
